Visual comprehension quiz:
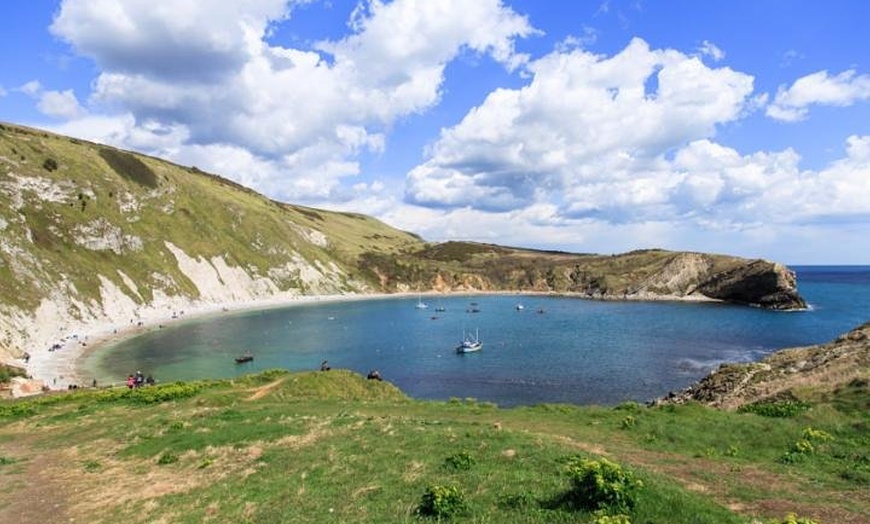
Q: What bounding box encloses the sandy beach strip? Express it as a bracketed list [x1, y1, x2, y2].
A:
[22, 288, 714, 390]
[23, 292, 416, 390]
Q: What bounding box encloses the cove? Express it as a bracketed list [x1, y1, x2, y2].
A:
[83, 266, 870, 407]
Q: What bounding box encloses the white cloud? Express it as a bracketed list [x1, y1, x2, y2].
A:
[698, 40, 724, 62]
[37, 89, 87, 119]
[50, 0, 289, 82]
[17, 80, 86, 119]
[400, 31, 870, 246]
[48, 0, 537, 203]
[406, 37, 755, 218]
[20, 80, 42, 96]
[766, 69, 870, 121]
[388, 134, 870, 263]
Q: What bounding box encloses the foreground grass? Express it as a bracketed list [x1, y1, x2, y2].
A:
[1, 370, 867, 523]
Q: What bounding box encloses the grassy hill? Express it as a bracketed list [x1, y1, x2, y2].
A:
[1, 122, 805, 367]
[4, 121, 851, 522]
[0, 367, 867, 523]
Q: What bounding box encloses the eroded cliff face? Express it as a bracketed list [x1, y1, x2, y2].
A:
[693, 260, 807, 310]
[409, 249, 807, 311]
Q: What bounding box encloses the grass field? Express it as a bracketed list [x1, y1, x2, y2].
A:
[1, 370, 867, 524]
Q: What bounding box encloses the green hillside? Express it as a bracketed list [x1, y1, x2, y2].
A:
[0, 369, 867, 523]
[1, 122, 807, 366]
[0, 122, 420, 313]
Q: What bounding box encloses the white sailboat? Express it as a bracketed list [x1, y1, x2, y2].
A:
[415, 294, 428, 309]
[456, 328, 482, 353]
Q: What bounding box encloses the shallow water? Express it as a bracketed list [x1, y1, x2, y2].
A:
[83, 266, 870, 407]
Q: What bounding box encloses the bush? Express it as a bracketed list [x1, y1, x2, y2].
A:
[443, 451, 475, 471]
[778, 426, 834, 464]
[766, 512, 818, 524]
[416, 484, 466, 519]
[564, 457, 642, 514]
[592, 512, 632, 524]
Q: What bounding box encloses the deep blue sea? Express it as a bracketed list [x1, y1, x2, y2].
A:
[84, 266, 870, 407]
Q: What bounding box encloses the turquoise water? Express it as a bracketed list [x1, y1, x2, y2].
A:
[84, 266, 870, 407]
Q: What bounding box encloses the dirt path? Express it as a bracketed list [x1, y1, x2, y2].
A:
[245, 377, 287, 401]
[0, 435, 71, 523]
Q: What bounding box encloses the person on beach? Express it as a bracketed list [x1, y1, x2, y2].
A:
[320, 360, 331, 371]
[126, 375, 135, 389]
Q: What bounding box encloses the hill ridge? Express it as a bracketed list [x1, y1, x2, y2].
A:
[1, 121, 805, 378]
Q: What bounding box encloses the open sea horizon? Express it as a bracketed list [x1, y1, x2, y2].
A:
[83, 265, 870, 407]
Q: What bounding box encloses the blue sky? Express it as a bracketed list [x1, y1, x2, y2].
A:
[1, 1, 868, 264]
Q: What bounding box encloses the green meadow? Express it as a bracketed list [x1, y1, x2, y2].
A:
[1, 370, 867, 523]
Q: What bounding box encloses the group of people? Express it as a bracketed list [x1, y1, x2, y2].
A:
[126, 370, 155, 388]
[319, 360, 383, 381]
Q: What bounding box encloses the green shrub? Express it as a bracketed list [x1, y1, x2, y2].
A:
[564, 456, 642, 514]
[592, 512, 632, 524]
[778, 426, 834, 464]
[443, 451, 475, 471]
[0, 402, 37, 419]
[416, 484, 466, 519]
[766, 512, 819, 524]
[128, 382, 203, 404]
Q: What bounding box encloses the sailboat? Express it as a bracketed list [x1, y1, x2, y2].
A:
[415, 294, 428, 309]
[456, 328, 482, 354]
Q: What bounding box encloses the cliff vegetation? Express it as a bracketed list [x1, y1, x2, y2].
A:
[0, 122, 805, 367]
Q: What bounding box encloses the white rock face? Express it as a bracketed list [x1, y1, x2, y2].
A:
[74, 218, 144, 254]
[627, 252, 712, 299]
[0, 174, 74, 209]
[0, 239, 354, 386]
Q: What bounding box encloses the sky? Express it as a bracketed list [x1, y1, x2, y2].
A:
[1, 1, 868, 265]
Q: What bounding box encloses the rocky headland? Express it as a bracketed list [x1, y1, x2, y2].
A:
[654, 320, 870, 410]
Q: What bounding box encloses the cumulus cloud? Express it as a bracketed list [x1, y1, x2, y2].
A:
[406, 37, 755, 219]
[766, 69, 870, 121]
[37, 89, 87, 119]
[17, 80, 87, 119]
[389, 134, 870, 261]
[48, 0, 537, 203]
[402, 35, 870, 244]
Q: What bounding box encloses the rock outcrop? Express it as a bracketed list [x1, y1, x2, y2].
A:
[692, 259, 807, 310]
[654, 321, 870, 410]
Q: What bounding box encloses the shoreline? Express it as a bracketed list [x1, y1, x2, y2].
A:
[26, 292, 402, 390]
[23, 289, 720, 391]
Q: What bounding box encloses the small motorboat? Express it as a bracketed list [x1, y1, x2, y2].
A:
[235, 351, 254, 364]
